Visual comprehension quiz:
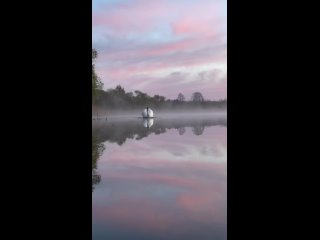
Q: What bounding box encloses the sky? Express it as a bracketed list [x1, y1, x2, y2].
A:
[93, 0, 227, 101]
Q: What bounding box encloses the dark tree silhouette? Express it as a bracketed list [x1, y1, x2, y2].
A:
[191, 92, 205, 102]
[93, 85, 226, 110]
[115, 85, 125, 95]
[177, 93, 185, 102]
[92, 49, 103, 101]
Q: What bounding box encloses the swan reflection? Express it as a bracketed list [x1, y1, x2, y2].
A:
[143, 118, 154, 128]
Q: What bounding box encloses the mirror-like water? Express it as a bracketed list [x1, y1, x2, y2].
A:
[92, 113, 227, 240]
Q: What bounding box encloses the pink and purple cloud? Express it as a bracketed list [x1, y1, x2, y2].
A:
[93, 0, 227, 100]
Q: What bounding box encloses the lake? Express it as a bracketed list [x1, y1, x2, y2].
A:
[92, 112, 227, 240]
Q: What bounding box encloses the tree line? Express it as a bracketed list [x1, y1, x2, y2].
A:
[93, 86, 226, 110]
[92, 49, 226, 110]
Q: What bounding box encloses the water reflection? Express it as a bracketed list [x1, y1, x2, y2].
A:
[178, 127, 186, 135]
[92, 116, 227, 191]
[92, 115, 226, 146]
[92, 114, 227, 240]
[92, 137, 104, 191]
[192, 125, 205, 135]
[143, 118, 154, 128]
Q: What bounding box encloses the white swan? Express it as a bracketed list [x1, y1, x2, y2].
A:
[142, 107, 154, 118]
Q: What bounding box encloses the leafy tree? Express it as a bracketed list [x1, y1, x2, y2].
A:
[191, 92, 204, 102]
[92, 49, 103, 101]
[115, 85, 125, 95]
[177, 93, 185, 102]
[154, 95, 165, 102]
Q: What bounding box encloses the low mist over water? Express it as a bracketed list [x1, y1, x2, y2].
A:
[92, 110, 227, 240]
[93, 109, 226, 120]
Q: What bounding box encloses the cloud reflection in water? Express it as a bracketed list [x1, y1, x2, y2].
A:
[92, 115, 227, 240]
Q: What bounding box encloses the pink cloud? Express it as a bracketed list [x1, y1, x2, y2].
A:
[93, 0, 227, 100]
[95, 40, 226, 89]
[93, 0, 168, 34]
[172, 16, 218, 36]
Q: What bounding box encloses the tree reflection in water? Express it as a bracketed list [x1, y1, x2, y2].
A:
[192, 125, 205, 135]
[178, 127, 186, 135]
[92, 137, 105, 192]
[92, 115, 226, 191]
[92, 116, 226, 145]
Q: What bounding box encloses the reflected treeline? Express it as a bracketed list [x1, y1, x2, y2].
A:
[192, 126, 205, 135]
[178, 127, 186, 135]
[92, 137, 105, 192]
[92, 116, 226, 146]
[92, 116, 226, 191]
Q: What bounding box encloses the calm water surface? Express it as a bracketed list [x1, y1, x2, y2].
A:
[92, 113, 227, 240]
